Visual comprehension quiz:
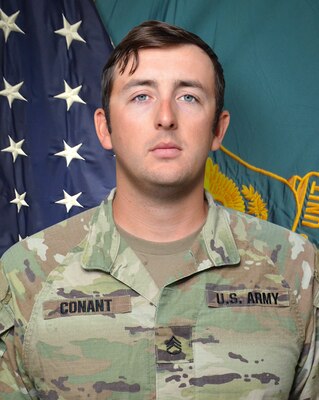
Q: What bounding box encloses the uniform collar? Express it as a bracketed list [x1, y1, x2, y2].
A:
[200, 191, 240, 267]
[81, 189, 240, 304]
[81, 188, 120, 273]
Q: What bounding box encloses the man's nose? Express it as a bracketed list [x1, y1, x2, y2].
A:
[155, 99, 177, 130]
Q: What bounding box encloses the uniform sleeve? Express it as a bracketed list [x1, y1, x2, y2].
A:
[293, 248, 319, 399]
[298, 297, 319, 399]
[0, 264, 33, 399]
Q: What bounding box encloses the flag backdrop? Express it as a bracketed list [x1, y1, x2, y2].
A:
[96, 0, 319, 247]
[1, 1, 319, 256]
[0, 0, 115, 256]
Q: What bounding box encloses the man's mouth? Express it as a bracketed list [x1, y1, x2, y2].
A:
[150, 142, 182, 158]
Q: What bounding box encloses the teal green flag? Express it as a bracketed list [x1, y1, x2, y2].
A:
[96, 0, 319, 246]
[207, 148, 319, 246]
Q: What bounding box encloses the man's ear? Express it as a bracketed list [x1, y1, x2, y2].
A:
[211, 110, 230, 151]
[94, 108, 113, 150]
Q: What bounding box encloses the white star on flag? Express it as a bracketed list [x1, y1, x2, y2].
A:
[1, 135, 27, 162]
[0, 78, 27, 108]
[54, 80, 86, 111]
[0, 9, 24, 42]
[54, 14, 86, 49]
[54, 140, 85, 167]
[55, 190, 83, 212]
[10, 189, 29, 212]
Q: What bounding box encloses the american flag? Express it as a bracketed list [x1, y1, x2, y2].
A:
[0, 0, 116, 256]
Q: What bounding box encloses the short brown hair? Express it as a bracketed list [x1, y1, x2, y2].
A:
[101, 20, 225, 130]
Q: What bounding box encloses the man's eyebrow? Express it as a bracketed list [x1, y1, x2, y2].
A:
[121, 79, 206, 92]
[175, 80, 205, 91]
[121, 79, 157, 92]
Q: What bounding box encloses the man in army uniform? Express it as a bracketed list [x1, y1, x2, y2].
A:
[0, 20, 318, 399]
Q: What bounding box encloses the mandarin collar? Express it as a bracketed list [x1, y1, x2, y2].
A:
[81, 189, 240, 273]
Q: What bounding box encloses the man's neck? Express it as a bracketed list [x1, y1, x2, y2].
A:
[112, 184, 208, 242]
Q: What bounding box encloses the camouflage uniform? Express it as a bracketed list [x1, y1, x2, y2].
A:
[0, 189, 318, 399]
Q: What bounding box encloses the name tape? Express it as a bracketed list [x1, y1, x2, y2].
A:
[43, 295, 131, 319]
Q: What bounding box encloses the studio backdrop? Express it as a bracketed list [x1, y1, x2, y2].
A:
[1, 0, 318, 256]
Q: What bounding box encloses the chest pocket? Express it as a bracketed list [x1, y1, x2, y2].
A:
[24, 281, 156, 399]
[199, 286, 297, 343]
[155, 284, 300, 399]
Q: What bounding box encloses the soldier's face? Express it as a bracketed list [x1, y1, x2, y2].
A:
[95, 45, 229, 195]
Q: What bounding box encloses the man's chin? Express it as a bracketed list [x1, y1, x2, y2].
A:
[140, 178, 200, 200]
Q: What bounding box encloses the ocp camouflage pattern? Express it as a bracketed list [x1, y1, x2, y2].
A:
[0, 190, 318, 399]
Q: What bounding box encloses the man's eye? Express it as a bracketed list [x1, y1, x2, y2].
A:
[133, 94, 149, 102]
[181, 94, 196, 103]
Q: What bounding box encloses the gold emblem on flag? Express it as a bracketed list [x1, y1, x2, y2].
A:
[204, 158, 268, 220]
[204, 146, 319, 245]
